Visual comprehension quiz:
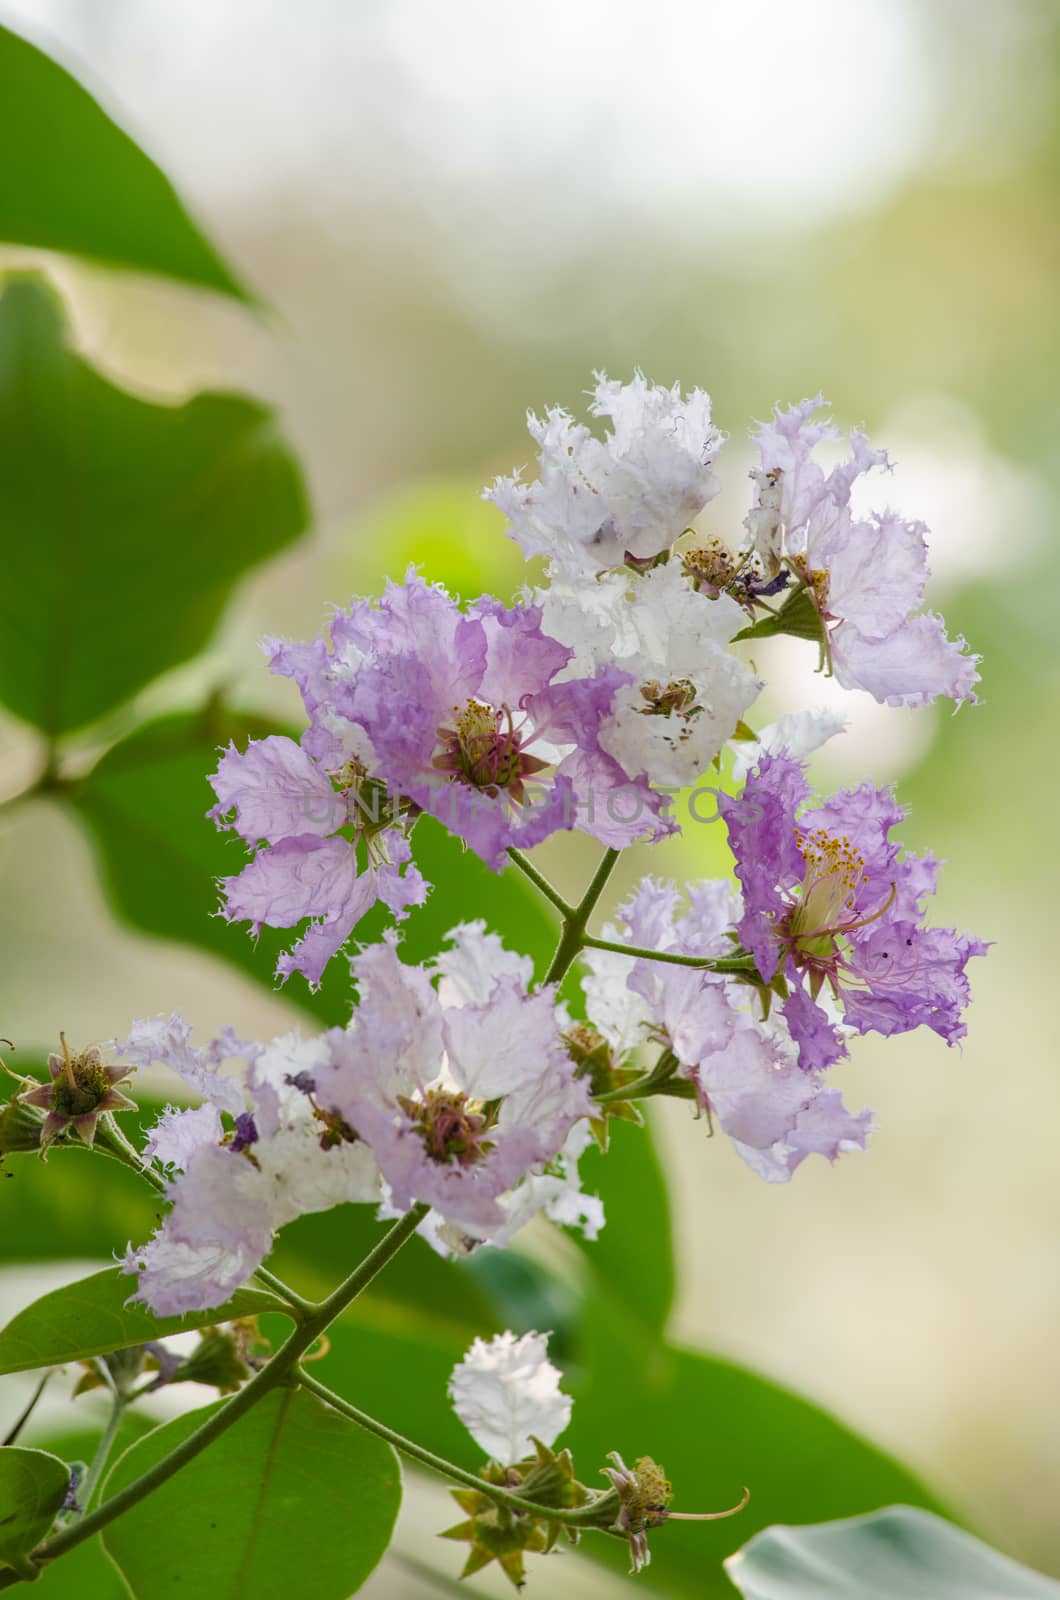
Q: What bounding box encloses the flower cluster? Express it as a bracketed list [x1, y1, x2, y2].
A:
[107, 373, 984, 1342]
[208, 378, 979, 994]
[120, 924, 599, 1315]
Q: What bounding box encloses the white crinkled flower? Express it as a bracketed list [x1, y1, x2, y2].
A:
[538, 562, 761, 787]
[121, 1022, 380, 1316]
[485, 372, 722, 575]
[449, 1331, 572, 1463]
[428, 920, 534, 1009]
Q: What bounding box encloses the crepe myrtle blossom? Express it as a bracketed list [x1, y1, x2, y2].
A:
[581, 879, 872, 1182]
[260, 572, 675, 878]
[309, 931, 595, 1242]
[449, 1330, 572, 1464]
[536, 560, 762, 789]
[485, 372, 722, 576]
[120, 1017, 379, 1315]
[744, 397, 980, 706]
[720, 753, 988, 1073]
[209, 734, 428, 990]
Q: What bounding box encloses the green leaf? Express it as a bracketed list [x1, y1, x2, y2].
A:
[18, 1535, 128, 1599]
[574, 1111, 674, 1335]
[724, 1506, 1060, 1598]
[568, 1298, 946, 1598]
[0, 26, 249, 299]
[0, 1446, 69, 1572]
[0, 275, 307, 735]
[733, 588, 824, 645]
[102, 1388, 401, 1599]
[20, 1417, 158, 1598]
[0, 1268, 291, 1376]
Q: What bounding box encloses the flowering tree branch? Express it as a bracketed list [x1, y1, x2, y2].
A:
[12, 1205, 430, 1582]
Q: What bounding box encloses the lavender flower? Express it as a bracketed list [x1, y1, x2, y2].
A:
[208, 734, 428, 990]
[746, 397, 980, 706]
[260, 572, 674, 880]
[313, 933, 594, 1240]
[582, 880, 872, 1181]
[537, 560, 761, 788]
[721, 753, 988, 1071]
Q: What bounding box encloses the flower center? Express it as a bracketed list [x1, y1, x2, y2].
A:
[51, 1048, 110, 1117]
[785, 828, 866, 963]
[398, 1086, 493, 1167]
[433, 699, 548, 802]
[638, 678, 701, 720]
[682, 538, 737, 597]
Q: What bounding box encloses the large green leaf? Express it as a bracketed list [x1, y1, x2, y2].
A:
[0, 1268, 290, 1376]
[102, 1388, 400, 1598]
[18, 1535, 128, 1600]
[0, 26, 248, 299]
[725, 1507, 1060, 1598]
[574, 1111, 674, 1336]
[0, 275, 307, 735]
[566, 1297, 945, 1598]
[0, 1446, 69, 1572]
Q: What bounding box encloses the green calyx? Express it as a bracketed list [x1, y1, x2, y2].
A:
[565, 1024, 645, 1147]
[441, 1441, 590, 1589]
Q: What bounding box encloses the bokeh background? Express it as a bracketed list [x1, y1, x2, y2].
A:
[1, 1, 1057, 1592]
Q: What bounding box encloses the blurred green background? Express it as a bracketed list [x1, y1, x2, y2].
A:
[0, 2, 1057, 1594]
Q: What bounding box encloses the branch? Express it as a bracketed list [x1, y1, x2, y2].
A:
[543, 847, 622, 987]
[297, 1370, 600, 1527]
[19, 1205, 430, 1580]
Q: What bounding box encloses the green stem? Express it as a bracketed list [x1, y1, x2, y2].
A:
[78, 1392, 127, 1515]
[92, 1117, 165, 1193]
[543, 847, 621, 987]
[296, 1370, 595, 1527]
[250, 1265, 313, 1314]
[19, 1205, 430, 1580]
[506, 848, 574, 917]
[581, 934, 757, 973]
